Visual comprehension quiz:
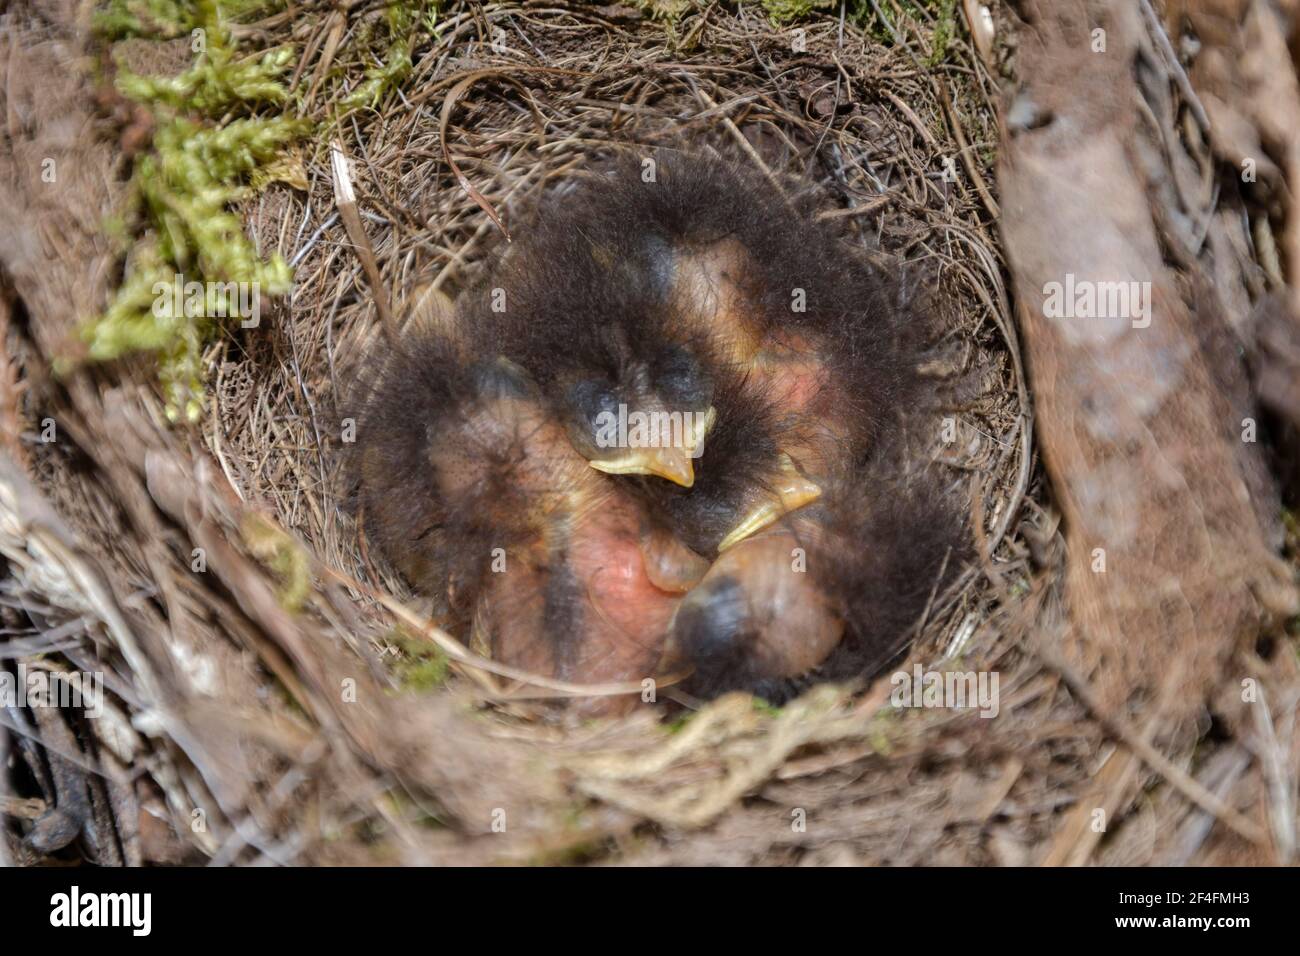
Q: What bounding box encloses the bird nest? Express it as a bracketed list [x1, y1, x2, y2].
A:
[8, 1, 1259, 867]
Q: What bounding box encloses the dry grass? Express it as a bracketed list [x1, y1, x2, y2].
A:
[2, 0, 1295, 866]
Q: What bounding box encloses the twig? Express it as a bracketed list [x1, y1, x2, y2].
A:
[437, 69, 548, 242]
[1138, 0, 1212, 135]
[331, 141, 397, 341]
[1037, 643, 1268, 847]
[319, 562, 687, 703]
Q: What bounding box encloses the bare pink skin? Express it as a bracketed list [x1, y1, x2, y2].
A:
[452, 392, 688, 715]
[562, 498, 683, 715]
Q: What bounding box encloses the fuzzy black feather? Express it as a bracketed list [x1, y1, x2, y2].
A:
[350, 146, 968, 707]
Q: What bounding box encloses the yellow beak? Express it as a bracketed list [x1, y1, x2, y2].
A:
[588, 446, 697, 487]
[587, 406, 715, 488]
[717, 455, 823, 552]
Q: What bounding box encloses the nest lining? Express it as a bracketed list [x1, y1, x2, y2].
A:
[237, 20, 1017, 672]
[3, 1, 1116, 867]
[218, 4, 1029, 858]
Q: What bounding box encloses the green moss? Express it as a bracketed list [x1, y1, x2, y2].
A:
[240, 512, 311, 612]
[852, 0, 949, 46]
[759, 0, 838, 24]
[634, 0, 699, 22]
[665, 713, 693, 734]
[387, 629, 450, 692]
[85, 0, 304, 421]
[926, 0, 957, 65]
[116, 42, 296, 113]
[339, 3, 439, 113]
[95, 0, 278, 37]
[866, 708, 897, 755]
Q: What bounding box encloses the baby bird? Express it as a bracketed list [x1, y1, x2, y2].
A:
[669, 449, 961, 702]
[354, 333, 704, 714]
[452, 150, 957, 698]
[354, 147, 964, 709]
[463, 152, 917, 551]
[459, 220, 720, 490]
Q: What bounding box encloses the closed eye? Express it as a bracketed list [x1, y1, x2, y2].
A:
[567, 379, 620, 428]
[654, 346, 712, 407]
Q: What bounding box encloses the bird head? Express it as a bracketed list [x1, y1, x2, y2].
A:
[560, 342, 717, 488]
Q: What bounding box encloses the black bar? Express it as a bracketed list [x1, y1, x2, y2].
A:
[0, 866, 1278, 942]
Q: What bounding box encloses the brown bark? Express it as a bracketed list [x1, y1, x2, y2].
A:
[999, 0, 1297, 717]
